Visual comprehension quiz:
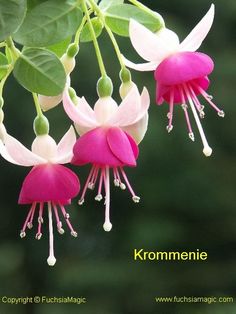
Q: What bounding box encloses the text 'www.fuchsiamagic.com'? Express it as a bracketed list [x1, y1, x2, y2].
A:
[155, 296, 234, 304]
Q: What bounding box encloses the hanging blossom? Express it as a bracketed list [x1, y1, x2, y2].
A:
[63, 85, 149, 231]
[123, 4, 225, 156]
[0, 126, 80, 266]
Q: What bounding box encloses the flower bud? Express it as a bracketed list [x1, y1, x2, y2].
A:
[68, 87, 78, 105]
[119, 81, 136, 99]
[38, 94, 62, 111]
[0, 123, 7, 141]
[0, 96, 4, 108]
[0, 108, 4, 124]
[119, 68, 131, 83]
[97, 76, 113, 98]
[33, 115, 49, 136]
[67, 43, 79, 58]
[61, 54, 76, 75]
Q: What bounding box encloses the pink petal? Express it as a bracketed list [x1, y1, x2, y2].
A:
[18, 164, 80, 204]
[179, 4, 215, 52]
[72, 127, 123, 166]
[38, 94, 62, 111]
[123, 55, 159, 71]
[3, 134, 46, 166]
[63, 88, 98, 128]
[123, 131, 139, 160]
[107, 128, 137, 167]
[155, 52, 214, 86]
[108, 86, 142, 127]
[55, 126, 76, 164]
[129, 19, 171, 62]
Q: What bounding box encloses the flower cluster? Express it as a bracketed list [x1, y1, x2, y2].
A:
[0, 2, 224, 266]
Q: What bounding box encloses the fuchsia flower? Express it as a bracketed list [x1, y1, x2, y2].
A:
[124, 4, 225, 156]
[0, 126, 79, 266]
[63, 86, 149, 231]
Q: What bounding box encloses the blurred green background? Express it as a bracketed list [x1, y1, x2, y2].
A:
[0, 0, 236, 313]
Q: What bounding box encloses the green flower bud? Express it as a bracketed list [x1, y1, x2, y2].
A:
[0, 108, 4, 124]
[0, 96, 4, 108]
[119, 68, 131, 83]
[68, 87, 78, 105]
[33, 115, 49, 136]
[97, 76, 113, 98]
[67, 43, 79, 58]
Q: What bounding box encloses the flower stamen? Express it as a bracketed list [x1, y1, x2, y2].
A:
[183, 83, 212, 156]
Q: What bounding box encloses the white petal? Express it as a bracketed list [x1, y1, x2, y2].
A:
[107, 86, 142, 127]
[32, 135, 57, 160]
[63, 88, 98, 128]
[129, 19, 175, 62]
[0, 139, 20, 165]
[54, 126, 76, 164]
[94, 97, 118, 124]
[122, 87, 150, 142]
[123, 113, 149, 144]
[123, 55, 159, 71]
[2, 134, 46, 166]
[179, 4, 215, 52]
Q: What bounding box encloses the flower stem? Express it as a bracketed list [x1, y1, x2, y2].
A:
[88, 0, 126, 69]
[32, 92, 43, 117]
[74, 14, 88, 45]
[81, 0, 107, 77]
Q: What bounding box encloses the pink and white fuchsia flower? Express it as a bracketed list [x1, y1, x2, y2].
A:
[124, 4, 225, 156]
[63, 86, 149, 232]
[0, 126, 80, 266]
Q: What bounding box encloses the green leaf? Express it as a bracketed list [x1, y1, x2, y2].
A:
[80, 18, 103, 43]
[99, 0, 124, 11]
[0, 53, 9, 80]
[47, 37, 72, 57]
[105, 4, 164, 37]
[13, 48, 66, 96]
[27, 0, 48, 11]
[13, 0, 83, 47]
[0, 0, 27, 41]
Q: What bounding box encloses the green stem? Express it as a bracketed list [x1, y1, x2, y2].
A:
[5, 37, 20, 61]
[0, 65, 13, 97]
[88, 0, 125, 69]
[32, 93, 43, 117]
[74, 14, 88, 45]
[128, 0, 165, 25]
[81, 0, 106, 77]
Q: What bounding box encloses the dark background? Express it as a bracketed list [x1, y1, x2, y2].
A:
[0, 0, 235, 313]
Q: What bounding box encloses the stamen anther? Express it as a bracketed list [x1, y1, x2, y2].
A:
[95, 194, 103, 201]
[71, 231, 78, 237]
[20, 231, 26, 238]
[120, 183, 126, 190]
[189, 132, 195, 142]
[36, 233, 42, 240]
[132, 196, 140, 203]
[78, 199, 84, 205]
[166, 125, 173, 133]
[218, 110, 225, 118]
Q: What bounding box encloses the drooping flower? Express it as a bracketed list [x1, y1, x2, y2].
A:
[124, 4, 225, 156]
[63, 86, 149, 231]
[0, 126, 80, 266]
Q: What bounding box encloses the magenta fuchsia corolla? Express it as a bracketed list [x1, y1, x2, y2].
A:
[124, 4, 224, 156]
[0, 127, 80, 266]
[63, 85, 150, 231]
